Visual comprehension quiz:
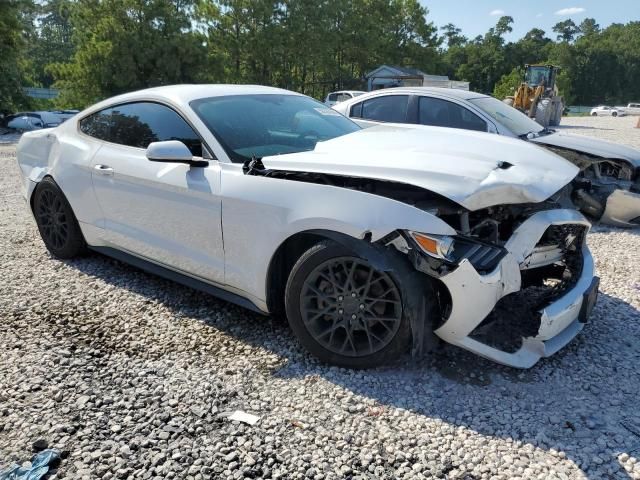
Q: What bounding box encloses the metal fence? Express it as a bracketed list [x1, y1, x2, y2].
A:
[23, 87, 59, 99]
[567, 105, 593, 114]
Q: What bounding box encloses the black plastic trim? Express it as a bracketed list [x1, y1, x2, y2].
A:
[90, 246, 265, 315]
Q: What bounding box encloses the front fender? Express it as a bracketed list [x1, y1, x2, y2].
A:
[219, 164, 456, 307]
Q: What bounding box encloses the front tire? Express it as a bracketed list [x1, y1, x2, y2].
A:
[612, 111, 618, 117]
[592, 112, 598, 116]
[285, 241, 411, 368]
[33, 177, 87, 259]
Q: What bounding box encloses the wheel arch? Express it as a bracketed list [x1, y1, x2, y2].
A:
[265, 229, 385, 317]
[265, 229, 444, 357]
[28, 173, 56, 214]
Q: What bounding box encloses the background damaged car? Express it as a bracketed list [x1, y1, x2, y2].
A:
[333, 87, 640, 228]
[17, 85, 598, 369]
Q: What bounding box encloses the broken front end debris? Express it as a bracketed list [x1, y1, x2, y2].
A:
[546, 146, 640, 227]
[405, 208, 598, 368]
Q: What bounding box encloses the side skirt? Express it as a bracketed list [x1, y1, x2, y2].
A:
[90, 246, 266, 315]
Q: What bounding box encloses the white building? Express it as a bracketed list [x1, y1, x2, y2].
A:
[365, 65, 469, 91]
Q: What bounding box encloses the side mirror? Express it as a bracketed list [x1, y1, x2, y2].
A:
[146, 140, 208, 167]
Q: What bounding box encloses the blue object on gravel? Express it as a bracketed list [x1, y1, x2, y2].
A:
[0, 449, 60, 480]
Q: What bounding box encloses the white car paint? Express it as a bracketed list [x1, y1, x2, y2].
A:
[16, 84, 596, 368]
[530, 131, 640, 168]
[615, 103, 640, 115]
[436, 209, 593, 368]
[261, 124, 579, 211]
[324, 90, 366, 107]
[590, 106, 626, 117]
[334, 87, 640, 227]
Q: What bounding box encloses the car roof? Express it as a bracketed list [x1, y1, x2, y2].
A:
[362, 87, 488, 101]
[84, 84, 303, 115]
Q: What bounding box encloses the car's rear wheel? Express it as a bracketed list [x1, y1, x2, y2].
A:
[33, 177, 87, 259]
[285, 240, 411, 368]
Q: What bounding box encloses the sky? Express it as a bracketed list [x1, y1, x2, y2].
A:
[421, 0, 640, 42]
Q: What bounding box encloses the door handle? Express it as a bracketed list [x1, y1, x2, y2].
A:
[94, 164, 114, 175]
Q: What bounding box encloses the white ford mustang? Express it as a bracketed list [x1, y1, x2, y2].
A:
[16, 85, 599, 368]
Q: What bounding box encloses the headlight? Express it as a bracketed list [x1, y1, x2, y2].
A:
[408, 232, 455, 260]
[407, 231, 507, 273]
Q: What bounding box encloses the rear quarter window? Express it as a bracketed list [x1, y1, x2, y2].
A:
[79, 109, 112, 141]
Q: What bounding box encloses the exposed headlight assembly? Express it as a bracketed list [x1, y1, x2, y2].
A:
[408, 231, 506, 273]
[408, 232, 455, 261]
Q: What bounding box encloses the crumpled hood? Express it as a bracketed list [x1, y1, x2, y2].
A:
[261, 124, 579, 211]
[531, 131, 640, 167]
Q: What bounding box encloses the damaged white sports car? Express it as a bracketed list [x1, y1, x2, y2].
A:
[16, 85, 599, 369]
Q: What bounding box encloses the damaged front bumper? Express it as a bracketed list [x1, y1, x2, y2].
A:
[434, 209, 597, 368]
[601, 188, 640, 227]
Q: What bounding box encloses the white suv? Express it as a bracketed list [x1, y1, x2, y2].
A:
[324, 90, 365, 107]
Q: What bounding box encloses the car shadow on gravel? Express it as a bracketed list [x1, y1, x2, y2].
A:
[64, 253, 639, 479]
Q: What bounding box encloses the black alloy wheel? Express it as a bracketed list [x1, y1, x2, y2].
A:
[36, 188, 69, 250]
[33, 177, 87, 258]
[285, 241, 411, 368]
[300, 256, 402, 356]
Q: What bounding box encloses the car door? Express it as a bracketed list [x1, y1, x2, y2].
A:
[86, 101, 225, 284]
[348, 95, 411, 127]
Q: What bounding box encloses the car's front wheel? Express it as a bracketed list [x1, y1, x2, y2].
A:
[285, 240, 412, 368]
[33, 177, 87, 259]
[591, 112, 598, 116]
[612, 111, 618, 117]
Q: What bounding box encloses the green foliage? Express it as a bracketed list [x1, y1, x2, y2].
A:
[553, 19, 581, 42]
[24, 0, 75, 88]
[3, 2, 640, 111]
[50, 0, 210, 107]
[451, 16, 514, 93]
[493, 67, 523, 100]
[0, 0, 32, 114]
[195, 0, 441, 99]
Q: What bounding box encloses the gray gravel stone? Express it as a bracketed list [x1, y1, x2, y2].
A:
[0, 118, 639, 479]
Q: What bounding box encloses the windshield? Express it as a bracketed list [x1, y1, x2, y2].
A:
[525, 66, 551, 87]
[469, 96, 544, 136]
[190, 94, 361, 162]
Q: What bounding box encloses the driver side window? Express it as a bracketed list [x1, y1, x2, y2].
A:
[79, 103, 204, 157]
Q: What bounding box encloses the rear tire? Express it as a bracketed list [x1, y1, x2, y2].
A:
[33, 177, 87, 259]
[284, 240, 411, 368]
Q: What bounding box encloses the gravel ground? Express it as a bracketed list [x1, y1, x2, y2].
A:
[557, 115, 640, 149]
[1, 118, 639, 480]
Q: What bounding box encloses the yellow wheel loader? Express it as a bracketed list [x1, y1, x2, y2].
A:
[504, 65, 564, 128]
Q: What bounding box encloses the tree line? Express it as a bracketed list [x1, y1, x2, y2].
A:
[2, 0, 640, 114]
